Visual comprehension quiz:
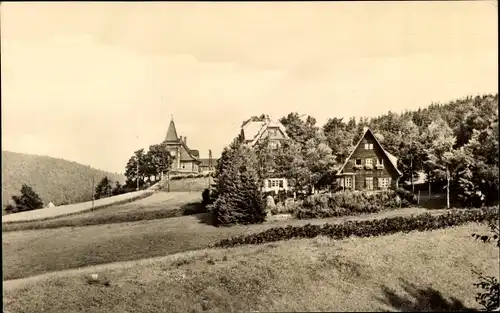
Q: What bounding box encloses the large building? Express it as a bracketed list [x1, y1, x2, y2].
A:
[163, 117, 201, 173]
[239, 115, 290, 193]
[335, 127, 402, 190]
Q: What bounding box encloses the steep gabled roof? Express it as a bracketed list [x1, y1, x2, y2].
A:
[179, 140, 201, 163]
[163, 117, 200, 163]
[243, 117, 289, 147]
[336, 127, 402, 177]
[165, 118, 179, 142]
[242, 121, 267, 142]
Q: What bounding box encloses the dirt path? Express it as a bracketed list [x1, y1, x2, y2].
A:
[3, 206, 461, 291]
[3, 252, 201, 292]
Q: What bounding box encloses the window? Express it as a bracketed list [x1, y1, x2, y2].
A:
[377, 158, 383, 165]
[378, 177, 391, 189]
[345, 177, 353, 188]
[364, 143, 374, 150]
[355, 159, 362, 165]
[268, 179, 282, 188]
[365, 177, 373, 190]
[365, 158, 373, 166]
[270, 141, 279, 149]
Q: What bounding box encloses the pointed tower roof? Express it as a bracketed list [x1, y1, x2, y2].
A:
[165, 116, 179, 142]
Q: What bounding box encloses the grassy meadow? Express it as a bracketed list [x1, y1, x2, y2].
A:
[167, 177, 211, 192]
[4, 223, 497, 313]
[2, 206, 453, 281]
[3, 191, 203, 232]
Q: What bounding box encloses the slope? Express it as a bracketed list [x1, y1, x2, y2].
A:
[3, 223, 497, 312]
[2, 151, 125, 208]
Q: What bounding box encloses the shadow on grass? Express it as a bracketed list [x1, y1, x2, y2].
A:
[194, 212, 217, 226]
[377, 279, 476, 312]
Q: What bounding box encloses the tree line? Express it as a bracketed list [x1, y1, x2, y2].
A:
[123, 143, 173, 189]
[209, 93, 498, 225]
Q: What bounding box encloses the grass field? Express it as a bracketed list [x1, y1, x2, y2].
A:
[4, 223, 497, 313]
[167, 177, 210, 192]
[3, 191, 203, 231]
[2, 190, 155, 223]
[2, 206, 453, 281]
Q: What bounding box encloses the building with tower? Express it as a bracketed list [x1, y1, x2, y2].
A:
[163, 117, 201, 173]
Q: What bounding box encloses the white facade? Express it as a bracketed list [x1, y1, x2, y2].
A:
[262, 177, 289, 193]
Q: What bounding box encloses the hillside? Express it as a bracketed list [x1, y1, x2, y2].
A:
[4, 223, 497, 312]
[2, 151, 125, 208]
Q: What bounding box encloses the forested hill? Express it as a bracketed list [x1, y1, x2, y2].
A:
[2, 151, 126, 207]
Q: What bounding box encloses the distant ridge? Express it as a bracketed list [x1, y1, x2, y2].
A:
[2, 151, 125, 208]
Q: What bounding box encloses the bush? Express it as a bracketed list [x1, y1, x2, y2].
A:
[170, 173, 211, 181]
[214, 207, 498, 248]
[271, 199, 297, 215]
[292, 190, 408, 219]
[202, 188, 216, 207]
[471, 219, 499, 311]
[394, 187, 418, 206]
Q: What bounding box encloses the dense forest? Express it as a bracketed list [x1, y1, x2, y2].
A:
[217, 93, 498, 208]
[2, 151, 125, 208]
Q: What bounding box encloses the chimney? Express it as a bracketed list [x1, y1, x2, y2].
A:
[184, 137, 187, 145]
[179, 136, 183, 142]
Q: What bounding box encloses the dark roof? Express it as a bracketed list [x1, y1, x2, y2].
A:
[163, 118, 200, 163]
[165, 119, 179, 142]
[336, 127, 402, 177]
[190, 150, 200, 158]
[179, 141, 200, 163]
[199, 158, 218, 167]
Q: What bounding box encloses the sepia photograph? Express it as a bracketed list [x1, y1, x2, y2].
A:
[2, 1, 499, 312]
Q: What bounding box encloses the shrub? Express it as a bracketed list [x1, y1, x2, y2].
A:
[271, 199, 297, 215]
[170, 173, 211, 181]
[214, 207, 498, 248]
[471, 219, 499, 311]
[266, 196, 276, 215]
[394, 187, 418, 206]
[292, 190, 408, 219]
[202, 188, 216, 207]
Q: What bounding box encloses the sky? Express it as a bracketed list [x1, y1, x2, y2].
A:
[1, 1, 498, 174]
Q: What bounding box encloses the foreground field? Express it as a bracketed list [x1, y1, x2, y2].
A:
[4, 223, 497, 312]
[1, 207, 454, 280]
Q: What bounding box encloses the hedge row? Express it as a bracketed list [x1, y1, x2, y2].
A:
[292, 189, 418, 219]
[3, 202, 206, 232]
[214, 207, 498, 248]
[170, 173, 212, 180]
